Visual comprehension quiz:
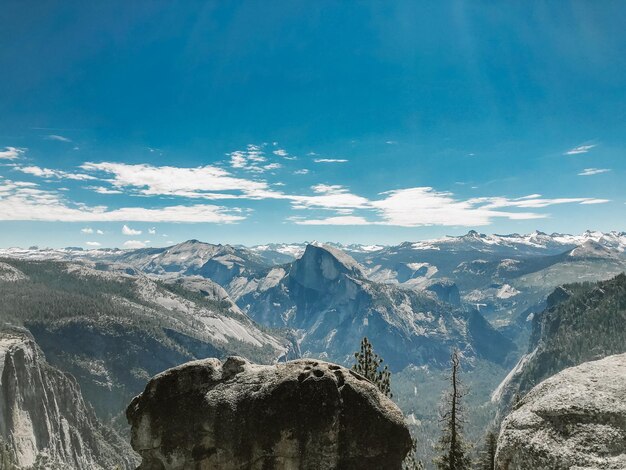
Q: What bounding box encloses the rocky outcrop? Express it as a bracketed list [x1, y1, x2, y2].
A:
[0, 328, 137, 469]
[127, 356, 412, 470]
[496, 353, 626, 470]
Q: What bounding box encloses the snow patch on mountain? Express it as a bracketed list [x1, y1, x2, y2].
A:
[497, 284, 520, 299]
[0, 262, 28, 282]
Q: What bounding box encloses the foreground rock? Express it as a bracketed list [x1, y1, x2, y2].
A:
[127, 357, 412, 469]
[496, 353, 626, 470]
[0, 328, 137, 469]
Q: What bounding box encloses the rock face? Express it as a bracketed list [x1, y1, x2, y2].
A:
[127, 356, 412, 470]
[236, 243, 513, 369]
[496, 353, 626, 470]
[0, 328, 137, 469]
[493, 273, 626, 414]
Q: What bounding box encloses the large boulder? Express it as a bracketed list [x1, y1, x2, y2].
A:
[126, 357, 412, 470]
[496, 353, 626, 470]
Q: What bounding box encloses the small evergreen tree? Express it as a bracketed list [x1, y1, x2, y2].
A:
[434, 349, 471, 470]
[352, 336, 392, 398]
[476, 431, 497, 470]
[403, 437, 425, 470]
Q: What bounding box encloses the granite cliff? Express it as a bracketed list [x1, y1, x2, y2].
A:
[0, 328, 137, 469]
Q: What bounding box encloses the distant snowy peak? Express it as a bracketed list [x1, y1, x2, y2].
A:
[568, 240, 622, 259]
[1, 230, 625, 263]
[394, 230, 626, 256]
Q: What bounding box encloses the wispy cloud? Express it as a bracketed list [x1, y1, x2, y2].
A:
[0, 178, 245, 223]
[564, 144, 596, 155]
[290, 184, 370, 211]
[228, 144, 284, 173]
[81, 227, 94, 234]
[81, 161, 281, 200]
[17, 165, 96, 181]
[1, 145, 611, 229]
[148, 227, 156, 235]
[86, 186, 124, 194]
[122, 224, 142, 235]
[291, 188, 609, 227]
[313, 158, 348, 163]
[45, 134, 72, 143]
[578, 168, 611, 176]
[0, 147, 25, 160]
[86, 241, 101, 247]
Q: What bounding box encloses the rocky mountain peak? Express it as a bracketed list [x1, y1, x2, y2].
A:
[290, 243, 365, 290]
[463, 229, 483, 239]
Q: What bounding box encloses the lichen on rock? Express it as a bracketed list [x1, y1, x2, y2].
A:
[126, 356, 412, 469]
[496, 353, 626, 470]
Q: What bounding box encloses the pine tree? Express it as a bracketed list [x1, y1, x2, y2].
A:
[434, 349, 471, 470]
[476, 431, 497, 470]
[403, 437, 425, 470]
[352, 336, 392, 398]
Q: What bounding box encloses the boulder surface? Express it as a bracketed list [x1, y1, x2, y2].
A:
[496, 353, 626, 470]
[126, 356, 412, 470]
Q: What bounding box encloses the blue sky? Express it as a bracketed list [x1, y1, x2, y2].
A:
[1, 1, 625, 248]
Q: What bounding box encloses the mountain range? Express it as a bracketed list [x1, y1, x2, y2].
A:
[1, 230, 625, 468]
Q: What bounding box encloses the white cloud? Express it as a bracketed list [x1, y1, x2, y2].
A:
[86, 241, 101, 247]
[385, 141, 398, 145]
[564, 144, 596, 155]
[0, 147, 25, 160]
[96, 229, 104, 234]
[148, 227, 156, 235]
[578, 168, 611, 176]
[288, 187, 609, 227]
[0, 178, 246, 223]
[123, 240, 147, 249]
[471, 194, 610, 210]
[579, 198, 610, 205]
[290, 185, 370, 211]
[294, 169, 309, 175]
[17, 165, 96, 181]
[313, 158, 348, 163]
[45, 134, 72, 143]
[227, 144, 281, 173]
[81, 227, 94, 234]
[81, 161, 281, 200]
[87, 186, 124, 194]
[122, 224, 142, 235]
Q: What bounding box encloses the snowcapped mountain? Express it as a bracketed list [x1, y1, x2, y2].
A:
[2, 230, 625, 333]
[2, 230, 625, 265]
